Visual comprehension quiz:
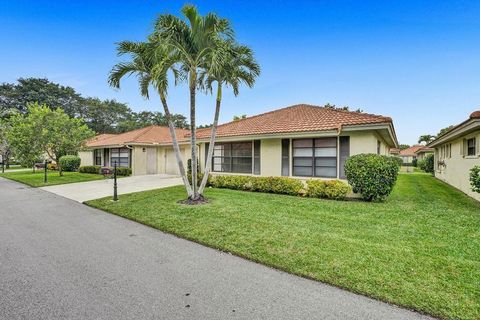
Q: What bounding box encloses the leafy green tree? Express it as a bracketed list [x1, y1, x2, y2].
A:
[233, 114, 247, 121]
[198, 41, 259, 194]
[109, 41, 194, 196]
[152, 5, 237, 201]
[399, 144, 410, 150]
[0, 119, 14, 168]
[7, 103, 94, 175]
[0, 78, 84, 118]
[437, 125, 454, 137]
[82, 98, 132, 133]
[418, 134, 435, 144]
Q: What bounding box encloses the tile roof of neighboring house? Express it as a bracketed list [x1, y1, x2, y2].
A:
[85, 126, 190, 147]
[195, 104, 393, 139]
[414, 146, 434, 154]
[399, 145, 424, 156]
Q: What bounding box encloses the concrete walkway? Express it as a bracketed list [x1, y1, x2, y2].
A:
[0, 178, 434, 320]
[40, 173, 182, 202]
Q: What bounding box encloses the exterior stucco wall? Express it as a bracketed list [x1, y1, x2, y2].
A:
[132, 146, 147, 176]
[259, 138, 282, 176]
[434, 131, 480, 201]
[197, 130, 392, 179]
[78, 151, 93, 166]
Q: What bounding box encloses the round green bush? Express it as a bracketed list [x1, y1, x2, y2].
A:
[344, 154, 399, 202]
[58, 155, 81, 172]
[424, 154, 434, 173]
[470, 165, 480, 193]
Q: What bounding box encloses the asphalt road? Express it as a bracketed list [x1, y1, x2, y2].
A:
[0, 178, 434, 320]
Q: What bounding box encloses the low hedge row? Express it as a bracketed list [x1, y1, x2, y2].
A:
[207, 175, 351, 200]
[78, 165, 132, 176]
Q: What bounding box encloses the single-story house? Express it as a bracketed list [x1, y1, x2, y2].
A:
[80, 104, 398, 180]
[79, 126, 191, 176]
[399, 145, 424, 164]
[428, 110, 480, 201]
[414, 146, 434, 161]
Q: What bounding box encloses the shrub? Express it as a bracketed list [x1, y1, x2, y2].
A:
[306, 179, 351, 200]
[470, 165, 480, 193]
[417, 159, 427, 171]
[210, 175, 304, 196]
[79, 165, 101, 174]
[393, 157, 403, 167]
[59, 155, 81, 172]
[344, 153, 399, 202]
[412, 158, 418, 167]
[424, 154, 434, 173]
[188, 172, 211, 186]
[114, 166, 132, 176]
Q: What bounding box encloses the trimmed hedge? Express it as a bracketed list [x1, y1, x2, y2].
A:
[79, 165, 101, 174]
[59, 155, 81, 172]
[344, 154, 399, 202]
[210, 175, 304, 196]
[78, 165, 131, 176]
[306, 179, 351, 200]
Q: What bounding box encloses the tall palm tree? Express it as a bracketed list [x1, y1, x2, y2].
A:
[108, 41, 194, 197]
[197, 42, 260, 194]
[152, 5, 234, 201]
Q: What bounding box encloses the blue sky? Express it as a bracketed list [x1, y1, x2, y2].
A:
[1, 1, 480, 144]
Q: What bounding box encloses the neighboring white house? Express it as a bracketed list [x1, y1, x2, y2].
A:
[428, 110, 480, 201]
[80, 104, 399, 180]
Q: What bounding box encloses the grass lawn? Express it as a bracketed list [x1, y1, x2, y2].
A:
[0, 170, 105, 187]
[86, 173, 480, 320]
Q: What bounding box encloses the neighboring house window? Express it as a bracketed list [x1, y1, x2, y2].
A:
[281, 139, 290, 176]
[111, 147, 129, 167]
[253, 140, 261, 175]
[377, 140, 381, 155]
[292, 138, 337, 178]
[212, 142, 252, 173]
[94, 149, 102, 166]
[467, 138, 476, 156]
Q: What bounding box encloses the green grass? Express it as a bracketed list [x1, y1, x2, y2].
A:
[0, 170, 105, 187]
[86, 173, 480, 320]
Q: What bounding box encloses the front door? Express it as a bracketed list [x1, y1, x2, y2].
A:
[146, 147, 157, 174]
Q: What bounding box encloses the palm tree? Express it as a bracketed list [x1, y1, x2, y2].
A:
[197, 42, 260, 195]
[152, 5, 234, 201]
[108, 41, 194, 197]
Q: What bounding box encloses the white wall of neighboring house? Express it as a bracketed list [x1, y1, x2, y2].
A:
[434, 131, 480, 201]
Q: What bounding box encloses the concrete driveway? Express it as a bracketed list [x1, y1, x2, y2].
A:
[40, 173, 182, 202]
[0, 177, 434, 320]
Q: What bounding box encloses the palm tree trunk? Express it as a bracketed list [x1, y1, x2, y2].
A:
[189, 71, 199, 200]
[160, 93, 193, 198]
[198, 83, 222, 195]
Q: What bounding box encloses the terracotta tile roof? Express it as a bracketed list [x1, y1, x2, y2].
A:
[195, 104, 393, 139]
[414, 146, 434, 154]
[86, 126, 190, 147]
[400, 145, 424, 156]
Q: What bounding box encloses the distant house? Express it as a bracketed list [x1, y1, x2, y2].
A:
[399, 145, 424, 164]
[80, 104, 398, 179]
[428, 111, 480, 201]
[414, 146, 434, 161]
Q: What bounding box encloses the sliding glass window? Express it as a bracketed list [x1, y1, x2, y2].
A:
[292, 138, 337, 178]
[110, 148, 130, 168]
[213, 142, 252, 174]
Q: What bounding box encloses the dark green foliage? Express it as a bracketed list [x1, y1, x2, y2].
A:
[58, 155, 81, 172]
[418, 154, 434, 174]
[79, 165, 101, 174]
[114, 166, 132, 176]
[470, 165, 480, 193]
[412, 158, 418, 167]
[306, 179, 351, 200]
[393, 157, 403, 167]
[344, 154, 399, 202]
[210, 175, 304, 196]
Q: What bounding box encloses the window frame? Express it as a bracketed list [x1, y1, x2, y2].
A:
[467, 138, 476, 156]
[212, 141, 253, 174]
[94, 149, 102, 166]
[292, 138, 338, 178]
[110, 147, 130, 168]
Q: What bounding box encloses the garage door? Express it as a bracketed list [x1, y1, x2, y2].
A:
[165, 147, 182, 175]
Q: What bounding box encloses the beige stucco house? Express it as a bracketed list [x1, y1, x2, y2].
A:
[399, 145, 423, 164]
[428, 111, 480, 201]
[80, 104, 398, 180]
[414, 146, 434, 161]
